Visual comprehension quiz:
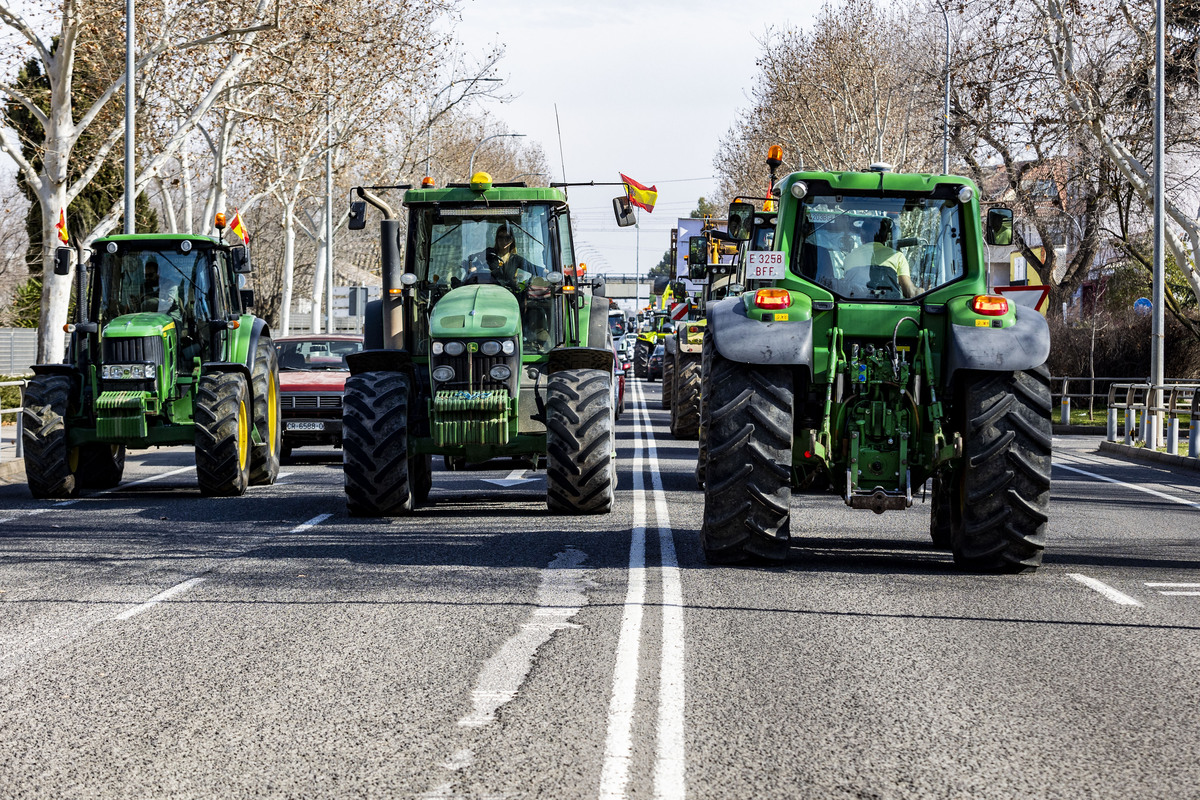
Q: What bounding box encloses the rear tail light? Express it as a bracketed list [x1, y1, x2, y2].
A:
[754, 288, 792, 310]
[971, 295, 1009, 316]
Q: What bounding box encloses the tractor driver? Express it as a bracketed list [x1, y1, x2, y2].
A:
[142, 258, 183, 314]
[843, 217, 918, 298]
[462, 226, 540, 292]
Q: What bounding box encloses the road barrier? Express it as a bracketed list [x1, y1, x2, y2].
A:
[1106, 382, 1199, 459]
[0, 378, 27, 462]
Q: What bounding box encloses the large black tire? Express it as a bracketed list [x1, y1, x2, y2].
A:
[951, 366, 1052, 572]
[343, 371, 413, 516]
[22, 374, 79, 499]
[661, 348, 675, 409]
[249, 337, 281, 486]
[634, 339, 649, 378]
[929, 471, 954, 549]
[413, 453, 433, 506]
[700, 351, 794, 563]
[670, 357, 702, 440]
[195, 372, 252, 497]
[78, 443, 126, 490]
[546, 368, 615, 515]
[695, 333, 715, 490]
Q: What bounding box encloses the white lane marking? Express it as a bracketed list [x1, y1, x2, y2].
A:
[1145, 582, 1200, 587]
[1069, 573, 1144, 606]
[634, 380, 686, 800]
[1, 465, 196, 522]
[1053, 460, 1200, 511]
[457, 548, 591, 728]
[1158, 592, 1200, 596]
[114, 577, 207, 620]
[598, 407, 649, 800]
[291, 513, 332, 534]
[504, 469, 525, 481]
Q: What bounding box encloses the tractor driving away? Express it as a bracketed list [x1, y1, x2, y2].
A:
[23, 227, 281, 498]
[698, 164, 1052, 572]
[342, 173, 618, 515]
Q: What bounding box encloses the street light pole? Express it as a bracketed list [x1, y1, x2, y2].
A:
[1150, 0, 1166, 448]
[939, 2, 951, 175]
[468, 134, 525, 178]
[124, 0, 135, 233]
[426, 78, 501, 177]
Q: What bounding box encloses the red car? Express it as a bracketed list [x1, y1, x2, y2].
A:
[275, 334, 364, 460]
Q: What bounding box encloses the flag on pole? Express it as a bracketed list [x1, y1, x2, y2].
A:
[55, 209, 69, 244]
[229, 209, 250, 244]
[619, 173, 657, 213]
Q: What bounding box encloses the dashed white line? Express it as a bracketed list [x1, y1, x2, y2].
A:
[1069, 573, 1143, 606]
[0, 465, 196, 523]
[114, 577, 207, 620]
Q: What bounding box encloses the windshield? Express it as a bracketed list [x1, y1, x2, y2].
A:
[93, 246, 213, 324]
[793, 195, 966, 300]
[414, 205, 553, 290]
[277, 339, 362, 371]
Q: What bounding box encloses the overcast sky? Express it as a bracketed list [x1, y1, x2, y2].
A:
[452, 0, 822, 278]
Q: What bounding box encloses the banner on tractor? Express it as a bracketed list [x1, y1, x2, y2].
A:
[619, 173, 657, 213]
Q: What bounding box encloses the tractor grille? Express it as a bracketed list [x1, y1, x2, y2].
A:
[281, 393, 343, 411]
[433, 353, 511, 393]
[103, 335, 165, 365]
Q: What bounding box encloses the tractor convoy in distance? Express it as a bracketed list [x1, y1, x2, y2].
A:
[22, 151, 1052, 574]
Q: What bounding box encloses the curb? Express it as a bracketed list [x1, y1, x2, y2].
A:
[1098, 440, 1200, 472]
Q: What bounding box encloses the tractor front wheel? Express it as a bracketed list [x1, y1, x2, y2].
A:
[78, 444, 126, 490]
[249, 336, 281, 486]
[661, 349, 675, 409]
[343, 371, 414, 516]
[670, 357, 702, 440]
[22, 374, 79, 499]
[700, 351, 794, 563]
[547, 368, 615, 514]
[952, 367, 1052, 572]
[634, 340, 649, 378]
[195, 372, 252, 497]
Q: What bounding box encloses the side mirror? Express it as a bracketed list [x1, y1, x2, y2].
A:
[54, 247, 72, 276]
[592, 275, 607, 297]
[240, 289, 255, 309]
[986, 207, 1014, 246]
[727, 201, 754, 241]
[349, 201, 367, 231]
[687, 237, 707, 279]
[230, 245, 251, 273]
[612, 195, 636, 228]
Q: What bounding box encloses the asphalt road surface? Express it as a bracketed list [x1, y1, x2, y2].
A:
[1, 378, 1199, 799]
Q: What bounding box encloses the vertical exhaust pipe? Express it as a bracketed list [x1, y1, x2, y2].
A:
[380, 219, 404, 350]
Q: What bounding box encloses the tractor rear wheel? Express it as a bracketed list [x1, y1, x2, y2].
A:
[634, 340, 649, 378]
[78, 444, 126, 490]
[670, 357, 702, 440]
[195, 372, 252, 497]
[700, 351, 794, 563]
[547, 368, 615, 514]
[343, 371, 413, 516]
[661, 349, 675, 409]
[249, 337, 281, 486]
[952, 366, 1052, 572]
[22, 374, 79, 499]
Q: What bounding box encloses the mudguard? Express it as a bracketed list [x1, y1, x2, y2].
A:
[363, 299, 384, 350]
[548, 346, 613, 374]
[586, 297, 609, 350]
[945, 304, 1050, 381]
[243, 317, 270, 367]
[346, 348, 413, 377]
[202, 361, 253, 382]
[663, 333, 678, 357]
[708, 296, 814, 379]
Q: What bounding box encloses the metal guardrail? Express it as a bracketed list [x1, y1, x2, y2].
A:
[1052, 376, 1194, 420]
[0, 378, 27, 462]
[1105, 382, 1199, 458]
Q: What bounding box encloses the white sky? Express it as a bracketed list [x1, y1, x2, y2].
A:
[452, 0, 822, 277]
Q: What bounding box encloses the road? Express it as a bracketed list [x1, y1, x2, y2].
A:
[1, 379, 1199, 799]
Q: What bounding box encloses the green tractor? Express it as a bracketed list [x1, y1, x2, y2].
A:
[697, 165, 1051, 572]
[342, 172, 619, 515]
[23, 231, 281, 498]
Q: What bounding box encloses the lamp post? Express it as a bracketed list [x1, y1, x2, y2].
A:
[939, 2, 951, 175]
[124, 0, 135, 233]
[468, 134, 525, 178]
[1150, 0, 1166, 448]
[426, 78, 501, 177]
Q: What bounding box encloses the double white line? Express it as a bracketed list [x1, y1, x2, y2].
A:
[599, 379, 685, 800]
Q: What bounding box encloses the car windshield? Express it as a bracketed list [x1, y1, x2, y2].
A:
[276, 339, 363, 371]
[792, 193, 966, 300]
[93, 245, 213, 323]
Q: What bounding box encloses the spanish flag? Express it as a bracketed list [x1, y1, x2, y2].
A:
[56, 208, 69, 244]
[229, 209, 250, 244]
[619, 173, 657, 213]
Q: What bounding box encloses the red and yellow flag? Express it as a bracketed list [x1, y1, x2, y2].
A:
[55, 208, 69, 244]
[229, 209, 249, 244]
[619, 173, 657, 213]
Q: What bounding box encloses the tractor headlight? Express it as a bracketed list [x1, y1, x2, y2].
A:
[501, 340, 516, 355]
[432, 366, 455, 382]
[489, 365, 512, 381]
[480, 340, 502, 356]
[102, 363, 155, 379]
[432, 341, 444, 355]
[444, 341, 465, 357]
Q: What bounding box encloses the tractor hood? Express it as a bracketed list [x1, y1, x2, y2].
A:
[429, 285, 521, 339]
[102, 312, 178, 339]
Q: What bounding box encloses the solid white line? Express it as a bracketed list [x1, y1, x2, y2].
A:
[1144, 582, 1200, 588]
[598, 395, 649, 800]
[115, 577, 207, 620]
[1158, 591, 1200, 596]
[1068, 573, 1144, 606]
[634, 381, 686, 800]
[1053, 460, 1200, 511]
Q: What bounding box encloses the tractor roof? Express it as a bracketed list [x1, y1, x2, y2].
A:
[780, 170, 978, 195]
[403, 184, 568, 206]
[93, 233, 227, 247]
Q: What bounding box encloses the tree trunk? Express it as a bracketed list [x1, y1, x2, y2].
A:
[37, 189, 72, 363]
[280, 201, 296, 336]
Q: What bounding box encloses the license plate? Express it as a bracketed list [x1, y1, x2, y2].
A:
[286, 421, 324, 431]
